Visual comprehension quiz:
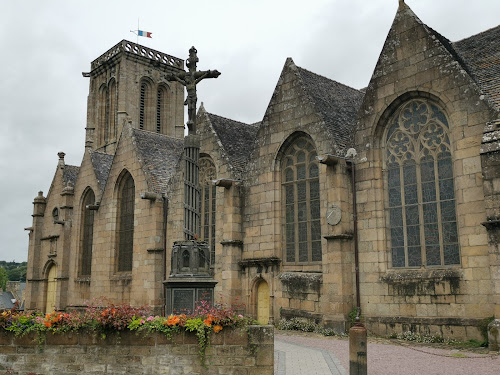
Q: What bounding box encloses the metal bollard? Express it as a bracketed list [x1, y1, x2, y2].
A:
[349, 322, 367, 375]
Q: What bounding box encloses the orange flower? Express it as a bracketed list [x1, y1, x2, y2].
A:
[213, 325, 223, 333]
[203, 317, 212, 327]
[167, 314, 180, 326]
[44, 321, 52, 328]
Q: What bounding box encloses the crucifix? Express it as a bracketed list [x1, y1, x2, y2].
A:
[167, 46, 221, 134]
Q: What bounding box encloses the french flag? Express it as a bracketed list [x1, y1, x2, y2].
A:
[138, 30, 152, 38]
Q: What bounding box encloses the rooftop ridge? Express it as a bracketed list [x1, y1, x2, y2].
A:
[91, 40, 184, 71]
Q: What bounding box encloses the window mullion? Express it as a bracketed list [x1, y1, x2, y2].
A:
[435, 156, 445, 266]
[400, 162, 409, 267]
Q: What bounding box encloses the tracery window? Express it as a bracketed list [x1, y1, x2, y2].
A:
[117, 172, 135, 272]
[282, 137, 321, 264]
[80, 188, 95, 276]
[199, 157, 216, 265]
[385, 100, 459, 267]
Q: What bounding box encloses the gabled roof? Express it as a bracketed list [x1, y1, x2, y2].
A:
[62, 165, 79, 186]
[132, 128, 184, 194]
[453, 25, 500, 109]
[296, 65, 364, 153]
[207, 113, 259, 174]
[90, 151, 114, 192]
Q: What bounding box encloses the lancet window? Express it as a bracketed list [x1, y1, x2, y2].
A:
[385, 100, 459, 267]
[282, 136, 321, 264]
[199, 157, 216, 265]
[80, 188, 95, 276]
[117, 172, 135, 272]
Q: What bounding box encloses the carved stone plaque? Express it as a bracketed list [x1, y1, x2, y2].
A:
[172, 289, 195, 314]
[326, 205, 342, 226]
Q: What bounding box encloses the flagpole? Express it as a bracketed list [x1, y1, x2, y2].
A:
[137, 18, 139, 44]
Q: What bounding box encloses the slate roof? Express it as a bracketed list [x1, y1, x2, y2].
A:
[296, 66, 364, 154]
[207, 113, 259, 173]
[453, 25, 500, 109]
[90, 151, 114, 192]
[132, 128, 184, 194]
[62, 165, 79, 186]
[0, 291, 15, 310]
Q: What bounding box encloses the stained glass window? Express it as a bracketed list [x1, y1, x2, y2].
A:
[80, 189, 95, 276]
[282, 137, 321, 263]
[117, 172, 135, 272]
[385, 100, 459, 267]
[200, 157, 216, 265]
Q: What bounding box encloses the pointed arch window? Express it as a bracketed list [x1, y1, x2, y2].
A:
[80, 188, 95, 276]
[385, 100, 459, 267]
[282, 136, 321, 264]
[108, 79, 116, 140]
[117, 172, 135, 272]
[98, 85, 108, 146]
[200, 157, 216, 265]
[156, 86, 168, 133]
[139, 80, 153, 130]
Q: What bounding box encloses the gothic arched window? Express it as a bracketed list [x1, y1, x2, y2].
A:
[117, 172, 135, 272]
[98, 84, 108, 146]
[156, 86, 168, 133]
[139, 80, 153, 130]
[385, 100, 459, 267]
[282, 136, 321, 264]
[199, 157, 216, 265]
[80, 188, 95, 276]
[108, 79, 117, 140]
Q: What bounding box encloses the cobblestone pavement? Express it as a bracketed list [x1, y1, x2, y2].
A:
[274, 331, 500, 375]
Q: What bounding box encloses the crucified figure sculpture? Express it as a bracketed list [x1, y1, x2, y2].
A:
[166, 46, 221, 134]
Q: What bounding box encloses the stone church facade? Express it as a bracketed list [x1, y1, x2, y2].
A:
[25, 2, 500, 341]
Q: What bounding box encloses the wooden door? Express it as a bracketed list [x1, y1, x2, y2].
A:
[257, 280, 270, 324]
[45, 264, 57, 313]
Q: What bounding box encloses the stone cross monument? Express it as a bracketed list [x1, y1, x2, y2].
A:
[167, 46, 221, 134]
[165, 47, 220, 315]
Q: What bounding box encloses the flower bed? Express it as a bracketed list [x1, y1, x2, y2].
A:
[0, 299, 256, 367]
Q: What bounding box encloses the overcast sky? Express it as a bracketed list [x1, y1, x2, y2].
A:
[0, 0, 498, 262]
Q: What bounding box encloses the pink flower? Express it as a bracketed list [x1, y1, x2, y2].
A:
[140, 319, 145, 324]
[146, 316, 154, 322]
[238, 314, 243, 318]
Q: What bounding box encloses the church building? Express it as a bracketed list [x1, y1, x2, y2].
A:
[25, 2, 500, 342]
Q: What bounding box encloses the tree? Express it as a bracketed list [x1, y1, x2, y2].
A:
[0, 267, 8, 290]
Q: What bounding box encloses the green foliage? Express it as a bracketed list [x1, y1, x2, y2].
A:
[277, 318, 345, 337]
[477, 316, 495, 346]
[0, 261, 27, 282]
[391, 330, 445, 343]
[0, 298, 253, 366]
[0, 267, 8, 290]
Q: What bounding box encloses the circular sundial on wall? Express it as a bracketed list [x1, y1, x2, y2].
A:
[326, 205, 342, 226]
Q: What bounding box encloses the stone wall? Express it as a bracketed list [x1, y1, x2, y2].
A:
[0, 326, 273, 375]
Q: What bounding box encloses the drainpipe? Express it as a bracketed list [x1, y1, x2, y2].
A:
[346, 160, 361, 320]
[162, 195, 168, 317]
[346, 158, 367, 375]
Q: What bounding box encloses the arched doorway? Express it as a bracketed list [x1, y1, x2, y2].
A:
[257, 280, 270, 324]
[45, 264, 57, 313]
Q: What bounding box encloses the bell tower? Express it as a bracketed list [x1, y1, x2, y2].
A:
[83, 40, 186, 153]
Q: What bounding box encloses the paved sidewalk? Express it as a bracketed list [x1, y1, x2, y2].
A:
[274, 339, 347, 375]
[274, 332, 500, 375]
